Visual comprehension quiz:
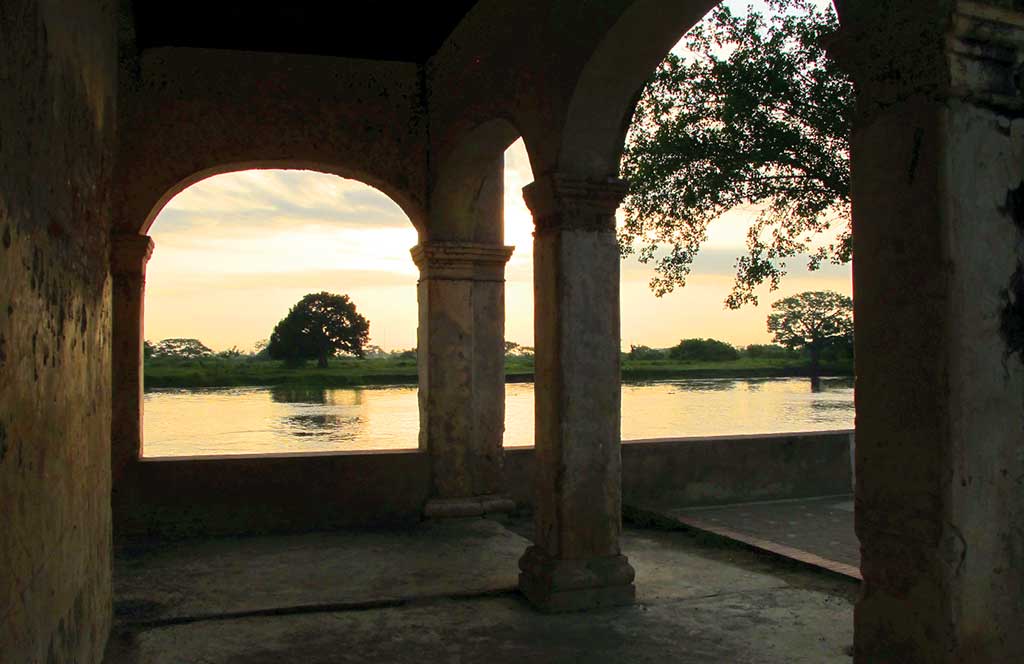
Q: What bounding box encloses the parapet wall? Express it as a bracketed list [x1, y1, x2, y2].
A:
[507, 430, 854, 509]
[115, 430, 853, 539]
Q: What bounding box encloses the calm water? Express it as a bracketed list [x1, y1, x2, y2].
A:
[142, 377, 854, 457]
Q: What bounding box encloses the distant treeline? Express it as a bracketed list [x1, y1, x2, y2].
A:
[142, 336, 852, 390]
[627, 337, 852, 365]
[145, 336, 852, 367]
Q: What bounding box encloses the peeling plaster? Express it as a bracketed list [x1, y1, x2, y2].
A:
[1000, 182, 1024, 367]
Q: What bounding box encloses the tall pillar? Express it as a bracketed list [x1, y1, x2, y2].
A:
[834, 2, 1024, 660]
[413, 241, 514, 517]
[517, 173, 635, 612]
[110, 234, 153, 499]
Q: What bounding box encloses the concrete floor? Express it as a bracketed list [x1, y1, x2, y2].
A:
[662, 495, 860, 579]
[104, 517, 857, 663]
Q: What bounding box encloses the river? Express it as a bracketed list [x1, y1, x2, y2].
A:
[142, 377, 854, 457]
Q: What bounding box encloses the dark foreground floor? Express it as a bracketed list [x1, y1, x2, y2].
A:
[104, 517, 856, 664]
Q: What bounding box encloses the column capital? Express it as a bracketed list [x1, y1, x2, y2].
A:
[411, 242, 514, 281]
[111, 234, 154, 276]
[522, 174, 628, 233]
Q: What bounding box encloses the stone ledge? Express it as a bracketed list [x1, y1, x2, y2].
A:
[423, 494, 516, 519]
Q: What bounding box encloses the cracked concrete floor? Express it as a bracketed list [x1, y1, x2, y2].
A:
[104, 517, 856, 663]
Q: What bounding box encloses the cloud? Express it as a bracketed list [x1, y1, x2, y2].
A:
[154, 169, 412, 236]
[148, 267, 416, 297]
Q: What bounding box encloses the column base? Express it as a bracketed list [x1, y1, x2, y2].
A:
[423, 494, 516, 519]
[517, 545, 636, 612]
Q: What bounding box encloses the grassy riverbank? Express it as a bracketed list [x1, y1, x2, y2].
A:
[143, 355, 852, 389]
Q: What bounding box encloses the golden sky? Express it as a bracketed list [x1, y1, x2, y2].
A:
[144, 139, 851, 352]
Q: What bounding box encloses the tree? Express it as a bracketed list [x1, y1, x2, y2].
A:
[744, 343, 796, 359]
[767, 290, 852, 377]
[152, 338, 213, 359]
[267, 292, 370, 368]
[669, 338, 740, 362]
[619, 0, 853, 308]
[628, 345, 667, 361]
[143, 340, 155, 359]
[363, 344, 387, 358]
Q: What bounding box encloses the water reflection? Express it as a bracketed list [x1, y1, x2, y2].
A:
[665, 379, 738, 393]
[284, 413, 350, 430]
[143, 377, 854, 457]
[271, 386, 327, 404]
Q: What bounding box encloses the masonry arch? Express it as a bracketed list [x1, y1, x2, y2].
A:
[134, 160, 427, 237]
[429, 118, 526, 242]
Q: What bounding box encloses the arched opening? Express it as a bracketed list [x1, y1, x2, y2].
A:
[132, 167, 423, 458]
[615, 0, 855, 439]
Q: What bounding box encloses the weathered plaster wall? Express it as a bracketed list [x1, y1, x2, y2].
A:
[0, 1, 117, 662]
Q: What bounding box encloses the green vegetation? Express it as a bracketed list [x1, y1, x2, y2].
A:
[668, 338, 741, 362]
[144, 344, 851, 390]
[148, 337, 213, 359]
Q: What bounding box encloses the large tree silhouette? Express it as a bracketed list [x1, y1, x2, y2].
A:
[767, 290, 852, 378]
[268, 292, 370, 368]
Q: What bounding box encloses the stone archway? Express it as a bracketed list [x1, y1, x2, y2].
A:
[110, 163, 424, 521]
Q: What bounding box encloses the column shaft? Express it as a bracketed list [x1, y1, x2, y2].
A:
[413, 242, 514, 517]
[110, 234, 153, 494]
[835, 3, 1024, 660]
[517, 174, 635, 612]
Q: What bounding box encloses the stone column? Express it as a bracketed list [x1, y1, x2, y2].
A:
[110, 234, 153, 495]
[517, 174, 635, 612]
[833, 2, 1024, 661]
[413, 241, 514, 517]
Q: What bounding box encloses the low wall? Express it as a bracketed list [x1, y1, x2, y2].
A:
[115, 430, 853, 539]
[505, 430, 854, 508]
[114, 449, 431, 539]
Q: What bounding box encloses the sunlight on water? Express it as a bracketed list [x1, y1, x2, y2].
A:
[143, 377, 854, 457]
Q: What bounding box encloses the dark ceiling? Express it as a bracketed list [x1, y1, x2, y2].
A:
[132, 2, 481, 62]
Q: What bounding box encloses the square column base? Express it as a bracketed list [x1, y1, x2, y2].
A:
[517, 545, 636, 612]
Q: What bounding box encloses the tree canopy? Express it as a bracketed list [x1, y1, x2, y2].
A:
[150, 338, 213, 359]
[619, 0, 853, 308]
[767, 290, 852, 375]
[669, 338, 741, 362]
[267, 292, 370, 368]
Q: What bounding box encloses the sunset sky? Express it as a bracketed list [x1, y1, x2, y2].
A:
[143, 1, 849, 353]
